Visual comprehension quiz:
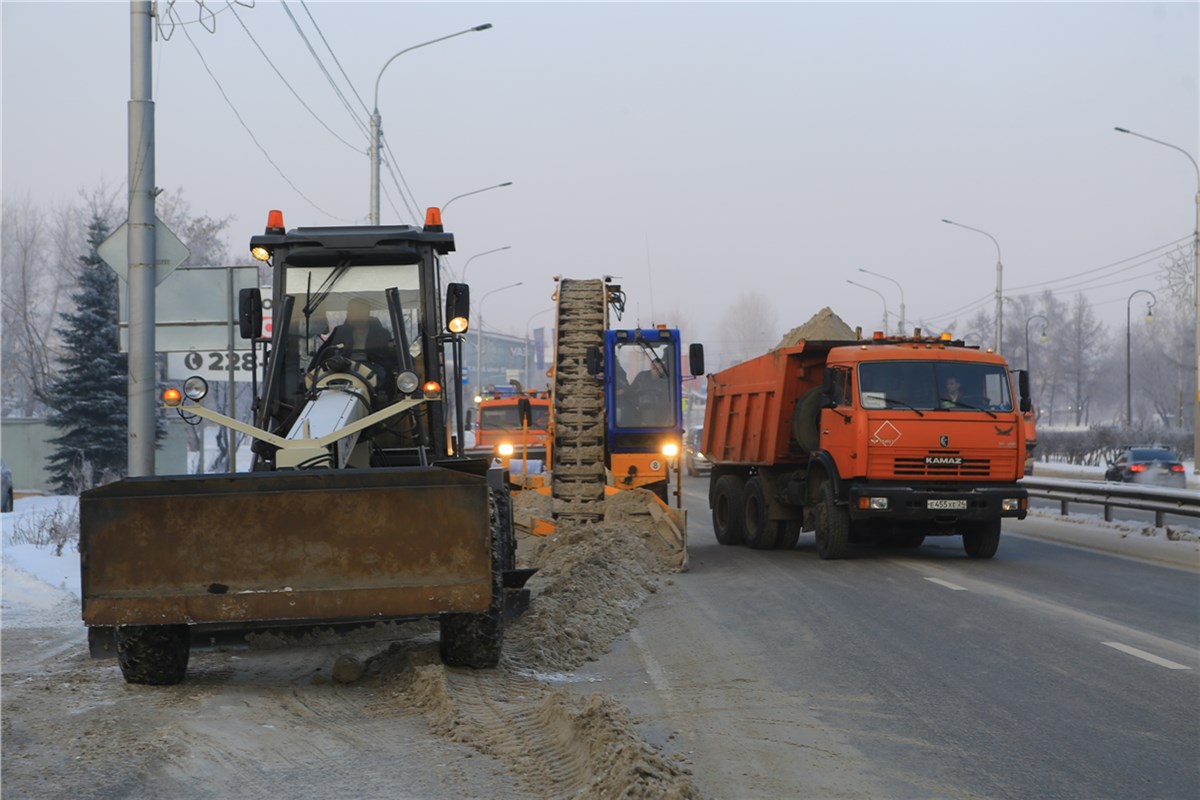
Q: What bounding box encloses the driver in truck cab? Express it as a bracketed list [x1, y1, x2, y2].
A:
[940, 375, 962, 408]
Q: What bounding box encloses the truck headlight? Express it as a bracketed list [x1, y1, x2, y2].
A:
[1002, 498, 1021, 512]
[857, 497, 888, 510]
[498, 443, 515, 457]
[395, 370, 420, 394]
[661, 442, 679, 458]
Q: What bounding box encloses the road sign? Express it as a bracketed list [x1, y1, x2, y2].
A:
[167, 350, 256, 383]
[117, 264, 259, 352]
[98, 217, 191, 285]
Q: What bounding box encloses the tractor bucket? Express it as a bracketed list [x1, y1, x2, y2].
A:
[80, 467, 493, 628]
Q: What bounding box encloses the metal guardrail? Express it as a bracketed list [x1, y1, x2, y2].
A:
[1021, 477, 1200, 527]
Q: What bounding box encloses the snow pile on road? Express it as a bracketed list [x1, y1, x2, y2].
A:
[1, 496, 82, 629]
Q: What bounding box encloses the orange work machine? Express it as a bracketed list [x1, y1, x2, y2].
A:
[703, 332, 1031, 559]
[471, 388, 552, 487]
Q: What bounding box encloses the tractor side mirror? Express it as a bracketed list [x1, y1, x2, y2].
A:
[689, 343, 705, 376]
[586, 345, 602, 376]
[445, 283, 470, 333]
[238, 288, 263, 340]
[518, 397, 533, 427]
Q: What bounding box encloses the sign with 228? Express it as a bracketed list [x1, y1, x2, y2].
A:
[167, 350, 256, 383]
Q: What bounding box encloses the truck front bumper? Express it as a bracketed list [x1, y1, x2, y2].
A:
[847, 483, 1028, 522]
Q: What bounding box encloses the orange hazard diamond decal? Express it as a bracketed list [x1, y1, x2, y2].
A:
[871, 421, 901, 446]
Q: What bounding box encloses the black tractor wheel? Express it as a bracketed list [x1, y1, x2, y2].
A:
[962, 519, 1001, 559]
[742, 477, 779, 549]
[814, 480, 850, 560]
[774, 519, 802, 550]
[441, 476, 511, 668]
[712, 474, 746, 546]
[115, 624, 190, 685]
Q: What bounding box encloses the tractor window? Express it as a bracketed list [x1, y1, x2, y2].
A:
[858, 361, 1013, 412]
[280, 264, 421, 407]
[613, 340, 677, 429]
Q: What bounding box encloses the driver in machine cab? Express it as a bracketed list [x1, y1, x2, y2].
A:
[312, 298, 394, 367]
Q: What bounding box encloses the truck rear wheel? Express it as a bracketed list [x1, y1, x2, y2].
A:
[774, 519, 802, 550]
[712, 475, 746, 546]
[114, 624, 190, 685]
[962, 520, 1001, 559]
[814, 481, 850, 560]
[742, 477, 778, 550]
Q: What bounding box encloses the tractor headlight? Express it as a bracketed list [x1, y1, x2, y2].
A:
[497, 443, 515, 457]
[183, 376, 209, 401]
[395, 370, 420, 395]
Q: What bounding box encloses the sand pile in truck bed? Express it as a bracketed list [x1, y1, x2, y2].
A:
[359, 487, 701, 799]
[775, 306, 858, 348]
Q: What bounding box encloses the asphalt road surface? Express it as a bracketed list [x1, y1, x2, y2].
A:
[567, 475, 1199, 799]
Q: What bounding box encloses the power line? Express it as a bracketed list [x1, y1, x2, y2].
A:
[225, 1, 364, 153]
[179, 21, 353, 222]
[1008, 234, 1191, 293]
[279, 0, 370, 141]
[381, 135, 422, 222]
[300, 0, 371, 117]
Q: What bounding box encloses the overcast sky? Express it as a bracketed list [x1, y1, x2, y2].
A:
[3, 1, 1197, 363]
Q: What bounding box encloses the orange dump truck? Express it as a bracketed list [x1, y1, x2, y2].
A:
[702, 334, 1030, 559]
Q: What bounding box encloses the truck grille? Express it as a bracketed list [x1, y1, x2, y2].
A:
[872, 450, 1017, 479]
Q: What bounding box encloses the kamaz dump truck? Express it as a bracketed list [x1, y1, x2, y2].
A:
[703, 332, 1030, 559]
[80, 209, 527, 684]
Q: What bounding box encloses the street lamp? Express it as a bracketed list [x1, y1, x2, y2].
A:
[475, 281, 523, 396]
[1126, 290, 1156, 427]
[858, 268, 906, 335]
[942, 219, 1003, 354]
[441, 181, 513, 214]
[524, 307, 554, 389]
[460, 245, 512, 284]
[846, 279, 890, 333]
[1115, 126, 1200, 472]
[370, 23, 493, 224]
[1023, 314, 1049, 373]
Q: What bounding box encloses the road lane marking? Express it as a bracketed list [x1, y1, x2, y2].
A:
[924, 577, 967, 591]
[1102, 642, 1192, 670]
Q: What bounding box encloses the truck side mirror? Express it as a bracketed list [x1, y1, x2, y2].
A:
[586, 345, 601, 375]
[445, 283, 470, 333]
[689, 343, 705, 376]
[518, 397, 532, 427]
[238, 288, 262, 340]
[1016, 369, 1032, 412]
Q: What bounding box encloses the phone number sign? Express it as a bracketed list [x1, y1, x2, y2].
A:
[167, 350, 257, 383]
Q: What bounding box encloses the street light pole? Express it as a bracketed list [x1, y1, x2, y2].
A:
[858, 268, 906, 335]
[460, 245, 512, 284]
[1024, 314, 1049, 373]
[942, 219, 1003, 354]
[475, 281, 523, 396]
[846, 279, 890, 333]
[524, 307, 554, 389]
[441, 181, 513, 214]
[370, 24, 493, 225]
[1114, 126, 1200, 472]
[1126, 290, 1156, 427]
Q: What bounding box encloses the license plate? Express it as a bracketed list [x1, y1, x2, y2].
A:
[927, 499, 968, 510]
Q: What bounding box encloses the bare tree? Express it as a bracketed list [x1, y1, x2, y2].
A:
[1059, 293, 1107, 426]
[716, 290, 779, 369]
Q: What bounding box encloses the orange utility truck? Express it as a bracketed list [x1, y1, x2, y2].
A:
[703, 333, 1030, 559]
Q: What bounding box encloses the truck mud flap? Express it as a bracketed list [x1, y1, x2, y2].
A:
[80, 467, 493, 627]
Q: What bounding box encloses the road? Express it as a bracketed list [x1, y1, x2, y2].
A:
[566, 475, 1200, 799]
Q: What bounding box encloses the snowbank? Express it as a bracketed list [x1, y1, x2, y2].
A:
[1, 495, 82, 628]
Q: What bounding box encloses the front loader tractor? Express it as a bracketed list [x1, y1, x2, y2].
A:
[80, 209, 529, 685]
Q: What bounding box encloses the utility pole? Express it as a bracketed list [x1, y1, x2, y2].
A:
[128, 1, 157, 476]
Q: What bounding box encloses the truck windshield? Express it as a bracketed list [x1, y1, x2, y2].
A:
[614, 340, 677, 428]
[858, 360, 1013, 412]
[479, 404, 550, 430]
[280, 264, 421, 403]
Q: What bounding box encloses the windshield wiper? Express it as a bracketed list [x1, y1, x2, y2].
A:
[941, 399, 997, 419]
[880, 397, 925, 417]
[635, 336, 670, 376]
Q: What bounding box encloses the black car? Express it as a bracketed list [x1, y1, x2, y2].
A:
[1, 460, 12, 513]
[1104, 446, 1187, 488]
